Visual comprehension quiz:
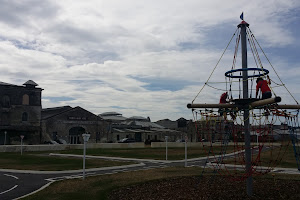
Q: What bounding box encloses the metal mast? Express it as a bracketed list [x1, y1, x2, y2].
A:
[238, 20, 253, 196]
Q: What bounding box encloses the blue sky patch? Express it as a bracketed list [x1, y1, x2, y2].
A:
[44, 96, 75, 101]
[132, 76, 197, 91]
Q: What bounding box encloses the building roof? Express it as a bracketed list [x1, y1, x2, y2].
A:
[99, 112, 127, 121]
[122, 120, 165, 128]
[42, 106, 103, 121]
[42, 106, 73, 119]
[135, 121, 164, 128]
[100, 115, 127, 121]
[127, 116, 148, 121]
[23, 80, 38, 86]
[0, 81, 17, 86]
[99, 112, 122, 116]
[112, 127, 177, 134]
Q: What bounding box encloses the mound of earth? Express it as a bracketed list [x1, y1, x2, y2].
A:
[108, 176, 300, 200]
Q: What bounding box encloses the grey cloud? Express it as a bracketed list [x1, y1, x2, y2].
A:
[0, 0, 59, 27]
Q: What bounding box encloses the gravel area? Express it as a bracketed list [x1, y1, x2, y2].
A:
[108, 176, 300, 200]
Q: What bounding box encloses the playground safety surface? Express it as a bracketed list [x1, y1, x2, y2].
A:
[108, 176, 300, 200]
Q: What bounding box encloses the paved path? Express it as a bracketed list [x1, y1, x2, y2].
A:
[0, 153, 299, 200]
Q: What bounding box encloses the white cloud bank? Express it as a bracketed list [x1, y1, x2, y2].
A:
[0, 0, 299, 121]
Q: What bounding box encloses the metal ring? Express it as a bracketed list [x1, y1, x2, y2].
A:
[225, 68, 269, 78]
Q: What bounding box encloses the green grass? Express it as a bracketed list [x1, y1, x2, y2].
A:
[22, 166, 300, 200]
[223, 144, 299, 169]
[60, 146, 236, 160]
[257, 144, 299, 169]
[0, 152, 133, 171]
[23, 167, 203, 200]
[1, 144, 298, 170]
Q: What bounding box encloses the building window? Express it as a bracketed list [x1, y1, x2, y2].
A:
[117, 135, 120, 141]
[22, 94, 29, 105]
[2, 96, 10, 108]
[22, 112, 28, 121]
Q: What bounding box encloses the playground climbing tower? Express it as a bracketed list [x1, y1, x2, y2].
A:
[187, 18, 300, 196]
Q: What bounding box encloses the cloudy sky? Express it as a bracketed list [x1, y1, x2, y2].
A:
[0, 0, 299, 121]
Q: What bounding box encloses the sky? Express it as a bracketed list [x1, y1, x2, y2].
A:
[0, 0, 300, 121]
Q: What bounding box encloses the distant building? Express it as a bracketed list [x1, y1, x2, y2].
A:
[99, 114, 185, 142]
[41, 106, 107, 144]
[98, 112, 127, 123]
[155, 119, 177, 129]
[0, 80, 194, 144]
[0, 80, 43, 144]
[156, 118, 188, 130]
[155, 118, 197, 142]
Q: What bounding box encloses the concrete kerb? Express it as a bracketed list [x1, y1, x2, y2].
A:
[49, 153, 174, 164]
[0, 162, 145, 174]
[49, 152, 243, 164]
[0, 143, 146, 153]
[205, 162, 300, 175]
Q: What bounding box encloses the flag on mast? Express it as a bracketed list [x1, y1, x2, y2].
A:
[240, 12, 244, 20]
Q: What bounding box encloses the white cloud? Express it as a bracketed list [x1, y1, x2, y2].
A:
[0, 0, 299, 121]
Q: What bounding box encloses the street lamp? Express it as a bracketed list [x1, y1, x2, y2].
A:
[20, 135, 24, 155]
[4, 131, 7, 145]
[165, 136, 168, 161]
[185, 135, 188, 167]
[82, 133, 90, 179]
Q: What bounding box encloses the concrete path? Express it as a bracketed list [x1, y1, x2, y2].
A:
[0, 152, 299, 200]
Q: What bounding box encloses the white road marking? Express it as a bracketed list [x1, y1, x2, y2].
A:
[4, 174, 19, 179]
[0, 184, 18, 195]
[15, 181, 54, 200]
[113, 169, 127, 173]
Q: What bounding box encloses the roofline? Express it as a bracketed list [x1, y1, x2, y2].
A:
[0, 82, 43, 90]
[42, 106, 103, 121]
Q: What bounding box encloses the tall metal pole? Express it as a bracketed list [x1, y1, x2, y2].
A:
[185, 135, 187, 167]
[82, 133, 90, 180]
[165, 136, 168, 160]
[4, 131, 7, 145]
[239, 21, 253, 196]
[83, 139, 86, 179]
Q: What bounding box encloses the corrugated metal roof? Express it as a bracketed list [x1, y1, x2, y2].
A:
[100, 112, 123, 116]
[101, 115, 127, 121]
[152, 128, 179, 132]
[0, 81, 18, 86]
[113, 128, 125, 133]
[135, 121, 165, 128]
[127, 116, 148, 120]
[125, 129, 141, 133]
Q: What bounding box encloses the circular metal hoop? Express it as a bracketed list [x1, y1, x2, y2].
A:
[225, 68, 269, 78]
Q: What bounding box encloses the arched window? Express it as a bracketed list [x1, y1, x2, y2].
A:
[2, 96, 10, 108]
[22, 112, 28, 121]
[22, 94, 29, 105]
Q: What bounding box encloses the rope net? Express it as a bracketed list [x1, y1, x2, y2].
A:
[193, 106, 299, 180]
[191, 24, 300, 179]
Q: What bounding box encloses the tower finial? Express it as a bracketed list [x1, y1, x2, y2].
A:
[240, 12, 244, 20]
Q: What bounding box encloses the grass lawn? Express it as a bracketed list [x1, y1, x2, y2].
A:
[22, 166, 300, 200]
[22, 167, 208, 200]
[257, 144, 299, 169]
[60, 146, 236, 160]
[0, 152, 133, 171]
[223, 144, 299, 169]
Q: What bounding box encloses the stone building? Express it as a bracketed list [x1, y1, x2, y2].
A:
[188, 116, 234, 142]
[0, 80, 42, 144]
[41, 106, 107, 144]
[155, 117, 197, 142]
[99, 113, 186, 143]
